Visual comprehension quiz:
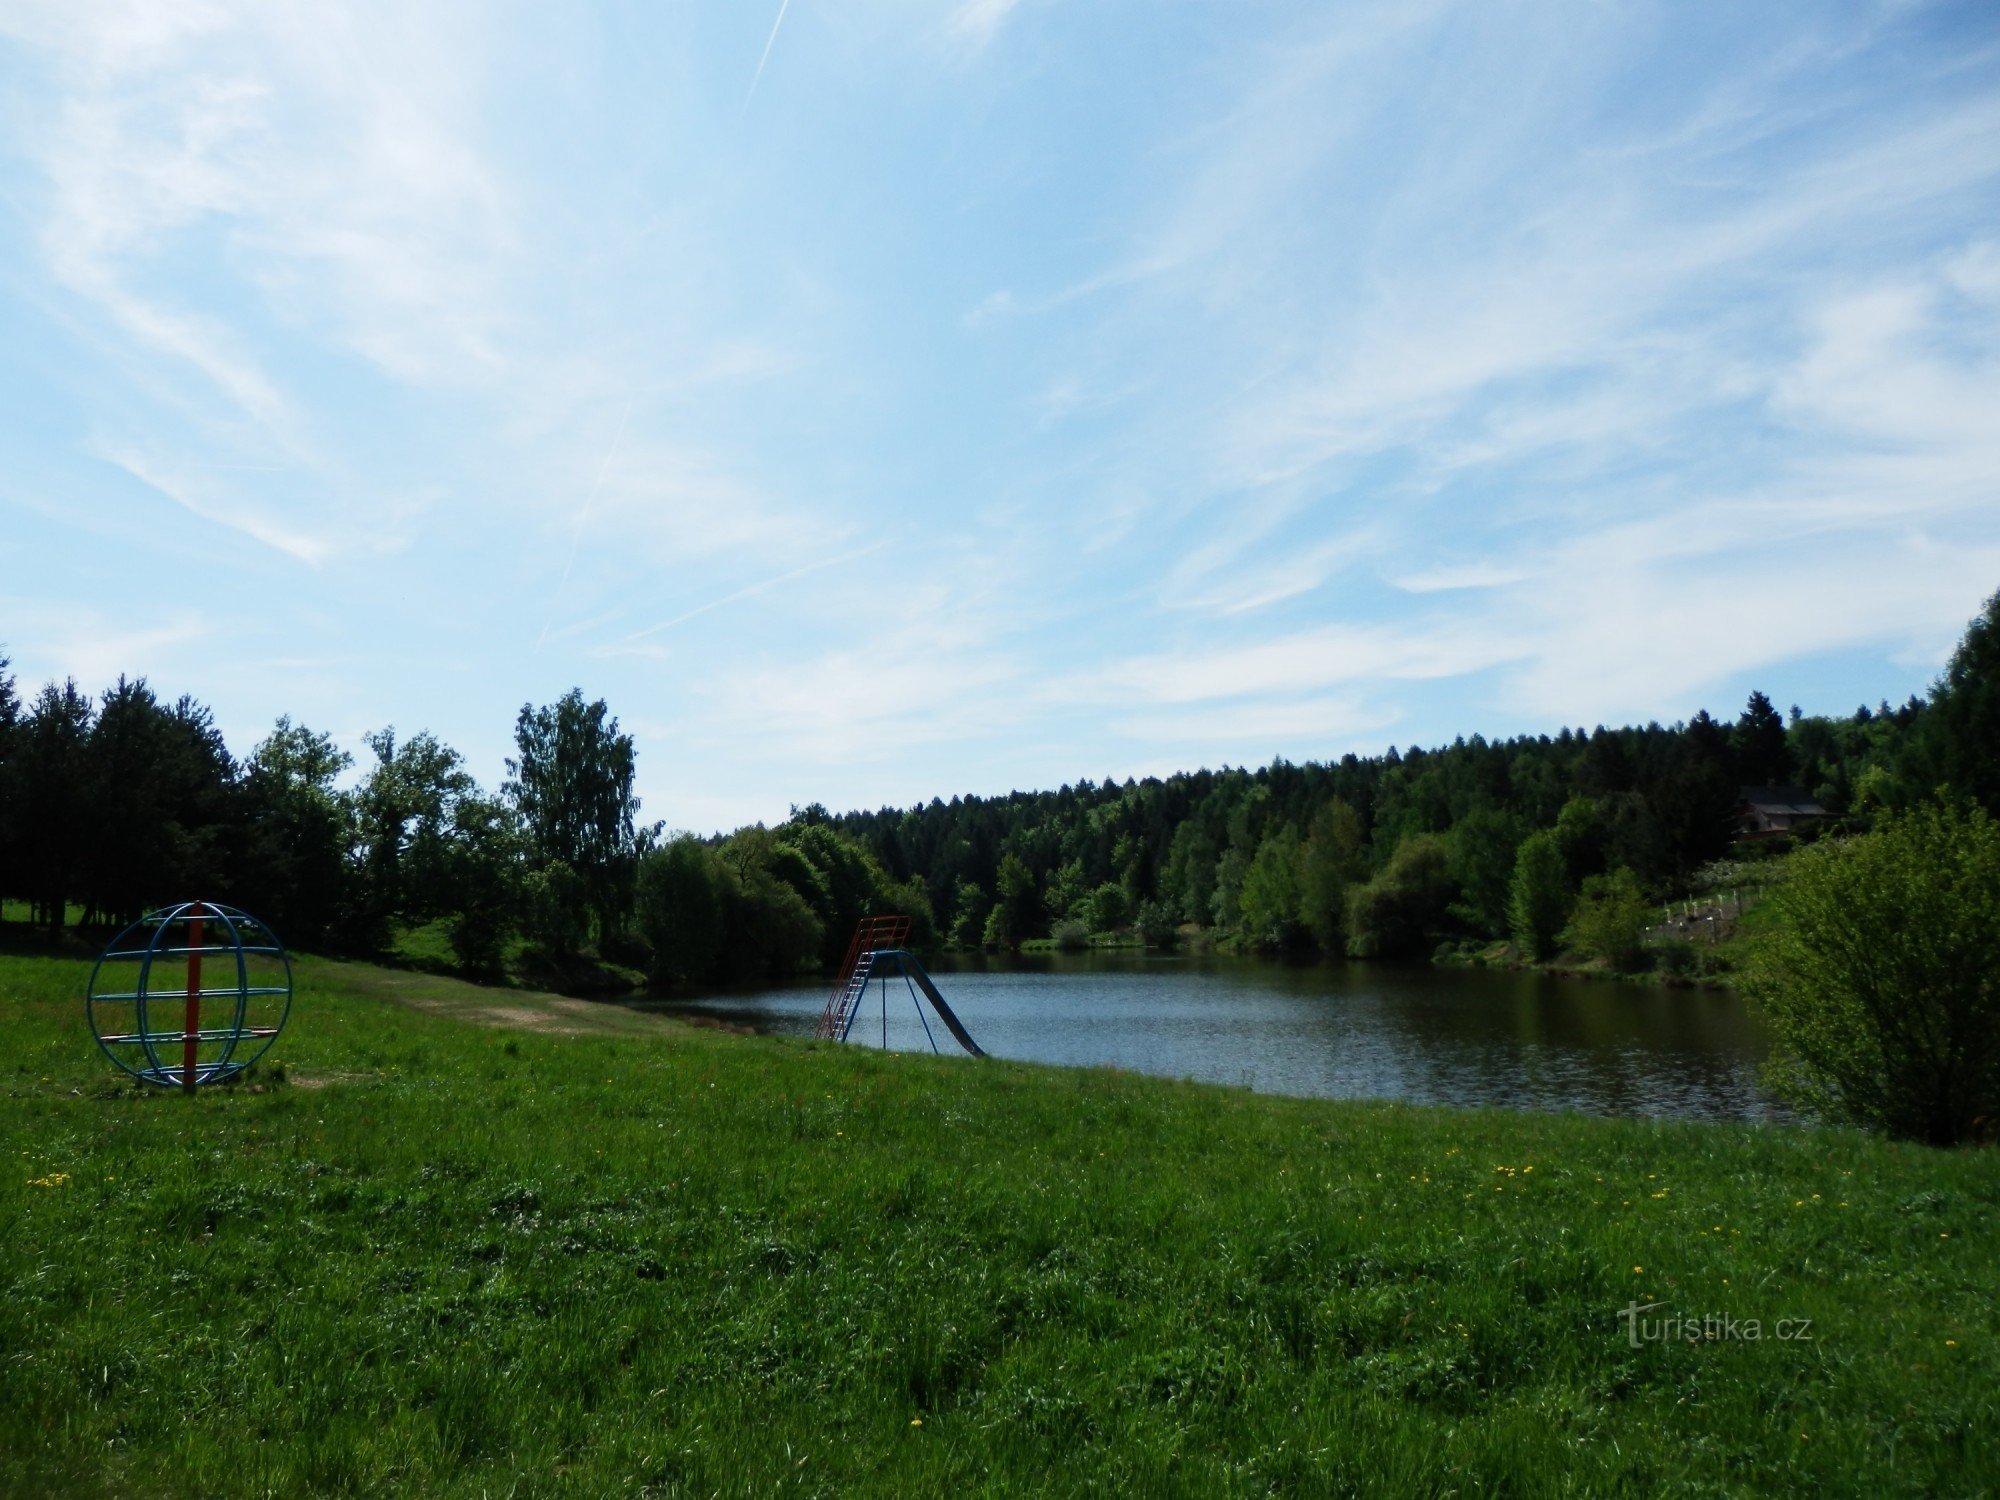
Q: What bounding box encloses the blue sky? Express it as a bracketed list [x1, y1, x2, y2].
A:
[2, 1, 1997, 833]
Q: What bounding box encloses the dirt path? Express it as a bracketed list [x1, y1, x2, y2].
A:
[306, 959, 715, 1039]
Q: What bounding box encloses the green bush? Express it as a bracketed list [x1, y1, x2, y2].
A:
[1051, 918, 1090, 951]
[1345, 835, 1456, 959]
[1743, 801, 2000, 1145]
[1561, 867, 1652, 971]
[522, 859, 590, 961]
[1134, 900, 1177, 948]
[1652, 937, 1697, 977]
[1085, 881, 1129, 933]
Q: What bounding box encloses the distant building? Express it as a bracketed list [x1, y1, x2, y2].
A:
[1737, 785, 1829, 840]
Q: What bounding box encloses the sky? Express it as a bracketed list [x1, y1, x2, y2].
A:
[1, 0, 1997, 834]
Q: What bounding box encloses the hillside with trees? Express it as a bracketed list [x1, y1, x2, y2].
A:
[0, 591, 1994, 988]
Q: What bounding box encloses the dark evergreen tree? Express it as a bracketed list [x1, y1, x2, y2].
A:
[13, 680, 93, 933]
[1734, 691, 1793, 786]
[0, 651, 18, 909]
[1909, 587, 2000, 815]
[79, 680, 235, 926]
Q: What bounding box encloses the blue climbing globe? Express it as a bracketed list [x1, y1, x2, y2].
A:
[87, 902, 293, 1089]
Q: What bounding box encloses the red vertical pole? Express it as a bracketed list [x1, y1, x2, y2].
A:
[183, 906, 204, 1092]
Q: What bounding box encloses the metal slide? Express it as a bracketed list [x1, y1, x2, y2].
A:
[832, 945, 984, 1058]
[898, 952, 985, 1058]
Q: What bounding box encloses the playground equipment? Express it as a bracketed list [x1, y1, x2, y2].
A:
[815, 915, 983, 1057]
[87, 902, 293, 1091]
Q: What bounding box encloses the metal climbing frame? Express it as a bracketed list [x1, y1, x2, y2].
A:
[87, 901, 293, 1091]
[815, 914, 911, 1040]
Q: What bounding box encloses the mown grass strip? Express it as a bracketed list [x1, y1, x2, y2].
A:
[2, 952, 1994, 1496]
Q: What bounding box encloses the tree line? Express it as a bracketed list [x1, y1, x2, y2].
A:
[828, 591, 1999, 968]
[0, 590, 1993, 982]
[0, 673, 921, 985]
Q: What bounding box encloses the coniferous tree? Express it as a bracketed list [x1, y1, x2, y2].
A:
[14, 680, 93, 933]
[1734, 691, 1793, 786]
[0, 651, 19, 909]
[1909, 587, 2000, 815]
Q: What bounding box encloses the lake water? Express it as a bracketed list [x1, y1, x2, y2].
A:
[634, 951, 1777, 1125]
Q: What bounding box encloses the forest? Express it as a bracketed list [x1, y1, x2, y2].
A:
[0, 589, 1994, 987]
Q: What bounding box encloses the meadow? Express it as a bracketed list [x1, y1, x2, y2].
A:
[2, 949, 1994, 1497]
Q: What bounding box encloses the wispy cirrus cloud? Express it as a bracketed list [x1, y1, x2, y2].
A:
[947, 0, 1028, 49]
[987, 2, 2000, 744]
[2, 0, 1995, 830]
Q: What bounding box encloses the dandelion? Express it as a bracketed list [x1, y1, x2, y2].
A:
[1946, 1339, 1957, 1347]
[28, 1172, 68, 1188]
[910, 1417, 923, 1427]
[1633, 1265, 1643, 1273]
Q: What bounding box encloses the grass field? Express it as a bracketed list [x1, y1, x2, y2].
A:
[2, 948, 1995, 1496]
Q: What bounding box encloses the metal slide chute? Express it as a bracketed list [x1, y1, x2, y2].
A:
[897, 952, 984, 1057]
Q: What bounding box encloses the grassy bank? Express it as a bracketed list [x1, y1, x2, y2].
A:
[2, 952, 1995, 1496]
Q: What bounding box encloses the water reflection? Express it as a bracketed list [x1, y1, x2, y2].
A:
[631, 950, 1776, 1124]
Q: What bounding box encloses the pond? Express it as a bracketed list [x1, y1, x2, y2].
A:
[632, 950, 1777, 1125]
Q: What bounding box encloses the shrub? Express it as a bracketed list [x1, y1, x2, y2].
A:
[1743, 801, 2000, 1145]
[446, 905, 510, 977]
[981, 905, 1014, 951]
[1652, 937, 1698, 978]
[1561, 868, 1652, 971]
[947, 880, 990, 950]
[1133, 900, 1177, 948]
[1086, 882, 1129, 934]
[522, 859, 590, 962]
[1051, 918, 1090, 951]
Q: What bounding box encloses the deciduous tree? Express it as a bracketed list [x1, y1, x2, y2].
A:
[507, 690, 652, 947]
[1745, 802, 2000, 1145]
[1508, 830, 1570, 962]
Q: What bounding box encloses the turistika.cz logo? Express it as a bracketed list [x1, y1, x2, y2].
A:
[1618, 1302, 1814, 1348]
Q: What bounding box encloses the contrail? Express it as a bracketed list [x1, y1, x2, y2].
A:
[618, 540, 887, 644]
[536, 402, 634, 651]
[744, 0, 793, 111]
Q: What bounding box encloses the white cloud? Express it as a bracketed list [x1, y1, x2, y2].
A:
[95, 442, 341, 565]
[1390, 561, 1529, 595]
[0, 599, 210, 694]
[947, 0, 1026, 48]
[1494, 537, 2000, 724]
[1108, 694, 1398, 750]
[1080, 620, 1525, 709]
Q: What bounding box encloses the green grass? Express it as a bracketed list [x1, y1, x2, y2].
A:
[3, 952, 1995, 1497]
